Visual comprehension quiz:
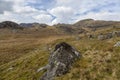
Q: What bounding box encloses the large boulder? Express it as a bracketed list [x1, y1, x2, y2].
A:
[40, 42, 80, 80]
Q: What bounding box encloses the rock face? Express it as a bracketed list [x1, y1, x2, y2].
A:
[40, 42, 80, 80]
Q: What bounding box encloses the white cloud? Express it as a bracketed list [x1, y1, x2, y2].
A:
[56, 0, 74, 5]
[50, 6, 74, 17]
[0, 0, 120, 24]
[53, 0, 120, 24]
[75, 11, 120, 22]
[50, 6, 75, 24]
[33, 14, 53, 24]
[13, 6, 37, 13]
[0, 11, 19, 22]
[0, 0, 13, 14]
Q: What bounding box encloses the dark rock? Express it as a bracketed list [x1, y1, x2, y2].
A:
[40, 42, 80, 80]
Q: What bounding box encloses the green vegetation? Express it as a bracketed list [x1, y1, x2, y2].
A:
[0, 27, 120, 80]
[55, 37, 120, 80]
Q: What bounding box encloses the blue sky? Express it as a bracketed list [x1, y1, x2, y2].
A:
[0, 0, 120, 25]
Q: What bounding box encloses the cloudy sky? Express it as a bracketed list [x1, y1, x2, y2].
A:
[0, 0, 120, 25]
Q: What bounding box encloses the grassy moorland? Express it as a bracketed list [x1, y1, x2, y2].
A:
[0, 27, 120, 80]
[0, 28, 69, 65]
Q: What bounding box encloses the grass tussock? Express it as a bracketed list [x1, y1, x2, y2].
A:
[0, 27, 120, 80]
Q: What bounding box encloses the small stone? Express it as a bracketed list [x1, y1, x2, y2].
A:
[114, 41, 120, 47]
[7, 67, 14, 71]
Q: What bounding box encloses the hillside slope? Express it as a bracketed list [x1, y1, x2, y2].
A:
[0, 27, 120, 80]
[0, 19, 120, 80]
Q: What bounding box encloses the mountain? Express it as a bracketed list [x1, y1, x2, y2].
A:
[0, 21, 23, 29]
[0, 19, 120, 35]
[73, 19, 120, 28]
[20, 23, 48, 28]
[20, 23, 33, 27]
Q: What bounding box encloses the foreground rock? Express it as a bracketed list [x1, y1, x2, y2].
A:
[40, 42, 80, 80]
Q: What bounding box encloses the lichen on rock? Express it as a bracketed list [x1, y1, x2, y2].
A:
[40, 42, 81, 80]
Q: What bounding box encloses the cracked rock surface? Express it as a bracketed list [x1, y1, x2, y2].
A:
[40, 42, 80, 80]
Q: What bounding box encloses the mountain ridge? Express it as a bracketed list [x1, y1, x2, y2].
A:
[0, 19, 120, 35]
[0, 19, 120, 29]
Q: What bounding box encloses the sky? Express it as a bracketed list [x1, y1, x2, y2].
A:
[0, 0, 120, 25]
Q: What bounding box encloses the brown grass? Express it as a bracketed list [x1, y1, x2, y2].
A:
[0, 27, 120, 80]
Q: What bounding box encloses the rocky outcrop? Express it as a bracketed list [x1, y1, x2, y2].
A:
[98, 33, 113, 40]
[39, 42, 80, 80]
[98, 31, 120, 40]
